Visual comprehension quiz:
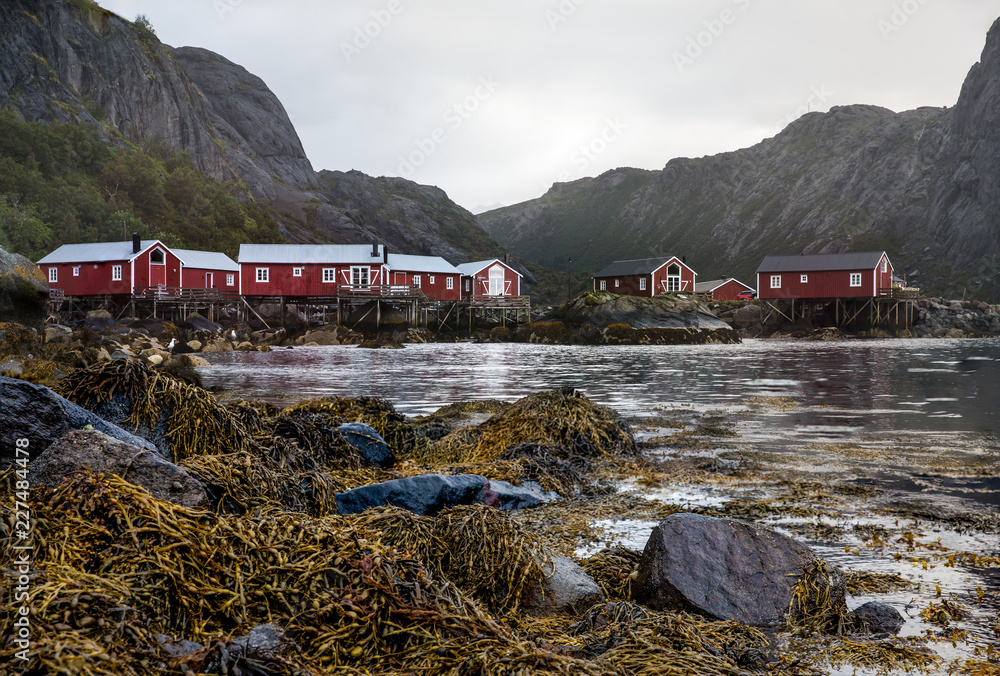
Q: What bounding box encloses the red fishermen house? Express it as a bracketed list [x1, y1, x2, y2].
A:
[174, 249, 240, 291]
[37, 236, 183, 296]
[457, 259, 522, 299]
[695, 278, 755, 301]
[756, 251, 894, 300]
[386, 254, 462, 302]
[592, 257, 697, 297]
[238, 243, 387, 297]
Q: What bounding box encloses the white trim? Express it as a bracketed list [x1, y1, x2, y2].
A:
[130, 259, 135, 294]
[293, 267, 303, 277]
[446, 276, 454, 290]
[639, 277, 647, 291]
[800, 274, 808, 284]
[72, 266, 80, 277]
[256, 267, 269, 283]
[226, 273, 235, 287]
[850, 273, 862, 288]
[413, 275, 421, 288]
[112, 265, 122, 282]
[770, 275, 782, 289]
[322, 268, 336, 283]
[48, 267, 58, 283]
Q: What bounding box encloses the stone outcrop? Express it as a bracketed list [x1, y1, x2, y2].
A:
[521, 555, 606, 617]
[32, 430, 207, 507]
[480, 18, 1000, 300]
[0, 244, 48, 329]
[632, 513, 844, 627]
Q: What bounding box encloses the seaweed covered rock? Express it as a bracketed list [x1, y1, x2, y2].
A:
[633, 513, 842, 627]
[0, 375, 156, 466]
[337, 422, 395, 467]
[521, 555, 606, 617]
[436, 388, 635, 463]
[0, 244, 48, 329]
[0, 322, 39, 357]
[32, 430, 207, 507]
[335, 474, 491, 516]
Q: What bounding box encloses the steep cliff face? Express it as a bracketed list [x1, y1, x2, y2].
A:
[480, 19, 1000, 299]
[0, 0, 507, 267]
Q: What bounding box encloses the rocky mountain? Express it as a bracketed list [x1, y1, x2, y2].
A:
[479, 19, 1000, 300]
[0, 0, 506, 267]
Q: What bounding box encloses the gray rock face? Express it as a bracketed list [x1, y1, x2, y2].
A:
[633, 513, 836, 627]
[522, 555, 605, 617]
[560, 292, 731, 330]
[480, 18, 1000, 300]
[0, 245, 48, 328]
[850, 601, 906, 635]
[0, 376, 156, 468]
[336, 422, 395, 468]
[32, 430, 207, 507]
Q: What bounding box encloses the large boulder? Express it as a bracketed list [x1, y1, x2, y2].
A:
[633, 513, 842, 627]
[0, 376, 156, 468]
[300, 326, 342, 346]
[85, 309, 116, 333]
[0, 245, 48, 329]
[522, 555, 606, 617]
[32, 430, 207, 507]
[334, 474, 554, 516]
[850, 601, 905, 635]
[180, 313, 222, 335]
[337, 422, 395, 468]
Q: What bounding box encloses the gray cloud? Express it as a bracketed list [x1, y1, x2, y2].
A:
[97, 0, 999, 212]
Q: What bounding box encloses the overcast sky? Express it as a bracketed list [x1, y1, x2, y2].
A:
[95, 1, 999, 213]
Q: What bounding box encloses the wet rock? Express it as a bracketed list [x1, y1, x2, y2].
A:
[140, 348, 171, 364]
[235, 341, 255, 351]
[301, 326, 341, 345]
[44, 324, 74, 344]
[200, 337, 234, 353]
[0, 376, 156, 467]
[485, 479, 559, 511]
[732, 305, 763, 330]
[32, 430, 207, 507]
[180, 313, 222, 335]
[165, 354, 212, 369]
[251, 327, 286, 346]
[0, 244, 48, 329]
[337, 422, 395, 468]
[0, 358, 23, 377]
[155, 633, 204, 658]
[335, 474, 491, 516]
[85, 309, 116, 333]
[522, 555, 606, 617]
[186, 340, 203, 352]
[228, 623, 297, 661]
[633, 513, 837, 627]
[850, 601, 905, 635]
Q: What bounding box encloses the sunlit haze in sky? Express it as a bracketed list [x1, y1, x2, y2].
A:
[96, 1, 999, 213]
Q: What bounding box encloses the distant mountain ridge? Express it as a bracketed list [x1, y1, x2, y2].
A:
[0, 0, 508, 269]
[478, 18, 1000, 300]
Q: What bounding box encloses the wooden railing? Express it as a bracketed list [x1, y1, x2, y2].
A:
[335, 284, 424, 298]
[466, 294, 531, 308]
[133, 286, 241, 302]
[879, 287, 920, 300]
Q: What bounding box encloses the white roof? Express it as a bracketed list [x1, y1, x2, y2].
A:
[386, 254, 460, 274]
[695, 278, 754, 293]
[238, 244, 384, 265]
[456, 259, 521, 277]
[173, 249, 239, 272]
[37, 240, 167, 265]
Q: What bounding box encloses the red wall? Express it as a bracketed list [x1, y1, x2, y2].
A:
[133, 247, 182, 291]
[43, 261, 132, 296]
[593, 258, 696, 297]
[711, 279, 753, 301]
[759, 258, 893, 300]
[241, 263, 388, 296]
[389, 270, 461, 301]
[461, 261, 521, 299]
[652, 259, 696, 294]
[183, 268, 238, 290]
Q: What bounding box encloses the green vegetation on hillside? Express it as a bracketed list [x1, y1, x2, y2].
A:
[0, 110, 281, 260]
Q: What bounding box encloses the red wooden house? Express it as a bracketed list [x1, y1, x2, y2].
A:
[592, 257, 697, 297]
[456, 259, 522, 299]
[174, 249, 240, 291]
[238, 243, 388, 297]
[756, 251, 894, 300]
[695, 278, 754, 301]
[386, 254, 462, 302]
[37, 237, 183, 296]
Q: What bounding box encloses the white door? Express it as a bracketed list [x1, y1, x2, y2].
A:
[205, 272, 213, 289]
[489, 266, 505, 296]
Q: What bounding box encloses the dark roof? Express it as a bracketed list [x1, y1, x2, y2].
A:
[593, 257, 686, 278]
[756, 251, 887, 273]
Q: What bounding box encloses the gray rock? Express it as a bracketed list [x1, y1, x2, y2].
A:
[561, 293, 731, 330]
[228, 623, 296, 661]
[44, 324, 74, 344]
[337, 422, 395, 468]
[0, 376, 156, 468]
[522, 555, 605, 617]
[486, 479, 559, 511]
[0, 358, 24, 377]
[32, 430, 207, 507]
[302, 327, 341, 346]
[633, 513, 840, 627]
[0, 245, 48, 329]
[85, 309, 115, 333]
[850, 601, 905, 635]
[336, 474, 491, 516]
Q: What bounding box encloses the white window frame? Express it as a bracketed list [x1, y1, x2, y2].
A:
[322, 268, 336, 283]
[292, 267, 303, 277]
[800, 274, 808, 284]
[150, 248, 166, 265]
[850, 273, 862, 287]
[599, 280, 606, 291]
[413, 275, 421, 287]
[428, 275, 435, 284]
[770, 275, 782, 289]
[73, 266, 80, 277]
[226, 273, 235, 286]
[351, 266, 370, 289]
[48, 267, 57, 283]
[112, 265, 122, 282]
[446, 277, 454, 290]
[667, 264, 682, 292]
[639, 278, 647, 291]
[256, 268, 269, 283]
[465, 279, 470, 292]
[615, 279, 620, 288]
[881, 259, 888, 273]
